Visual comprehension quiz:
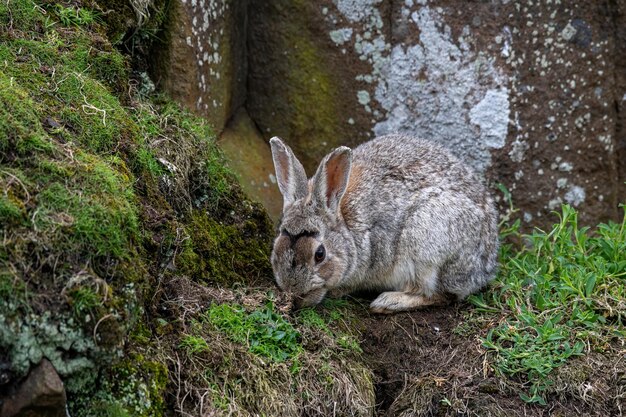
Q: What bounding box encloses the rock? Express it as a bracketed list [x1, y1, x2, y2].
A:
[245, 0, 624, 227]
[247, 0, 369, 174]
[487, 1, 621, 226]
[614, 0, 626, 208]
[1, 359, 67, 417]
[218, 108, 283, 221]
[153, 0, 626, 228]
[152, 0, 248, 133]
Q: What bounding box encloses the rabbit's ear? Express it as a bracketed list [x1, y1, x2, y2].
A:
[270, 137, 308, 207]
[312, 146, 352, 213]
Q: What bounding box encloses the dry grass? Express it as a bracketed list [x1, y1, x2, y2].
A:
[144, 276, 376, 417]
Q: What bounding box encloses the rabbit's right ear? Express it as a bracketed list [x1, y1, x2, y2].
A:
[311, 146, 352, 214]
[270, 137, 308, 208]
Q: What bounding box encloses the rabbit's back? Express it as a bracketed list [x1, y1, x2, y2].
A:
[340, 134, 498, 298]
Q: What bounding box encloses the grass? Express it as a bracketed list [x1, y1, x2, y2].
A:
[167, 289, 374, 416]
[205, 302, 302, 363]
[297, 300, 363, 353]
[179, 334, 210, 356]
[468, 204, 626, 404]
[68, 286, 103, 316]
[52, 4, 97, 27]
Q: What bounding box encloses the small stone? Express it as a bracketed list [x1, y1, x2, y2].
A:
[1, 359, 67, 417]
[43, 117, 61, 130]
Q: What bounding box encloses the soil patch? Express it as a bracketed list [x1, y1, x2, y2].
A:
[355, 299, 619, 417]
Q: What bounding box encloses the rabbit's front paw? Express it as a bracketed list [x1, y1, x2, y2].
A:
[370, 292, 446, 314]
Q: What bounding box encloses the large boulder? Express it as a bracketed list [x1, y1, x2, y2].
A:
[152, 0, 248, 133]
[154, 0, 625, 227]
[245, 0, 624, 227]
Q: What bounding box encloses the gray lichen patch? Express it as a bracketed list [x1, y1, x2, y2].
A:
[0, 310, 117, 392]
[564, 185, 586, 207]
[329, 27, 354, 45]
[329, 3, 510, 173]
[374, 7, 509, 173]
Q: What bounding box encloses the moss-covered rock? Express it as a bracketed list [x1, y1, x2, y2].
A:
[0, 2, 387, 417]
[177, 209, 272, 286]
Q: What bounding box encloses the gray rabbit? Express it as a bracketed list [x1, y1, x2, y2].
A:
[270, 134, 499, 313]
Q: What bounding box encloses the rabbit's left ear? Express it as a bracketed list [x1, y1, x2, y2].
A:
[311, 146, 352, 213]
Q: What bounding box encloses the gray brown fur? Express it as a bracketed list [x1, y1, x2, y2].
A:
[270, 134, 499, 313]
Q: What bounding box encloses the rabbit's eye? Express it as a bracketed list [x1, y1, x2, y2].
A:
[314, 245, 326, 263]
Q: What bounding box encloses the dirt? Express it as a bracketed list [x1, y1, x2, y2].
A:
[353, 299, 620, 417]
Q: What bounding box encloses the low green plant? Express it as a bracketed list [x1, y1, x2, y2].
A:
[179, 334, 210, 356]
[296, 308, 329, 333]
[296, 299, 364, 354]
[337, 334, 363, 353]
[205, 302, 302, 363]
[69, 286, 102, 316]
[53, 4, 96, 27]
[470, 204, 626, 404]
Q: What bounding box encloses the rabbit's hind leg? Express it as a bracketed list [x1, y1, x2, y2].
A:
[370, 292, 447, 314]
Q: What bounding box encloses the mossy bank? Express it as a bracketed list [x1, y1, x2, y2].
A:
[0, 0, 270, 414]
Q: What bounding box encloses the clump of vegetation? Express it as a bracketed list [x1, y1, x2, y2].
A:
[469, 204, 626, 404]
[0, 2, 372, 416]
[163, 287, 375, 416]
[0, 0, 273, 414]
[297, 299, 364, 354]
[206, 302, 302, 363]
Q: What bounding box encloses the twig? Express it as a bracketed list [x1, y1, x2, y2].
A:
[93, 313, 114, 344]
[1, 170, 31, 203]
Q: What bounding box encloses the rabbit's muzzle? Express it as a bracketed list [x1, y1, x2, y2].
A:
[291, 288, 328, 311]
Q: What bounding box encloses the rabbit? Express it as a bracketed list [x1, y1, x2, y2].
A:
[269, 133, 499, 313]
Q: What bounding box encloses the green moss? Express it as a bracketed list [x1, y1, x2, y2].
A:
[0, 0, 43, 32]
[0, 195, 25, 226]
[92, 0, 137, 44]
[107, 354, 168, 417]
[36, 173, 138, 260]
[0, 2, 276, 416]
[90, 49, 130, 94]
[56, 72, 136, 153]
[0, 73, 52, 157]
[177, 213, 271, 286]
